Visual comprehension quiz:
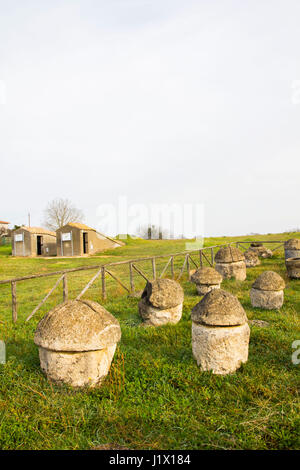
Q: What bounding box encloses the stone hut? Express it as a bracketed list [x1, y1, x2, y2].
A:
[138, 279, 184, 326]
[284, 239, 300, 259]
[191, 267, 222, 295]
[34, 300, 121, 387]
[56, 223, 124, 257]
[214, 246, 246, 281]
[286, 257, 300, 279]
[250, 271, 285, 310]
[12, 226, 56, 257]
[244, 249, 261, 267]
[191, 289, 250, 375]
[249, 243, 272, 258]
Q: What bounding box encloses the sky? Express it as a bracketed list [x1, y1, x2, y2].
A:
[0, 0, 300, 237]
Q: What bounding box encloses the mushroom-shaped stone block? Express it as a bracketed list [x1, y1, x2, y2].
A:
[285, 257, 300, 279]
[215, 246, 246, 281]
[34, 300, 121, 387]
[138, 279, 184, 326]
[191, 289, 250, 375]
[284, 239, 300, 260]
[191, 267, 222, 295]
[244, 249, 261, 267]
[249, 243, 273, 258]
[250, 271, 285, 310]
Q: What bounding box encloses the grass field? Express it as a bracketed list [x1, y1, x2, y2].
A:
[0, 233, 299, 450]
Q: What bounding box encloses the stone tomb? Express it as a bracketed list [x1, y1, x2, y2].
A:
[191, 289, 250, 375]
[250, 271, 285, 310]
[138, 279, 184, 326]
[34, 299, 121, 387]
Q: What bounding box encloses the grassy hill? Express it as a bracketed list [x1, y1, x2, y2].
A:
[0, 233, 299, 449]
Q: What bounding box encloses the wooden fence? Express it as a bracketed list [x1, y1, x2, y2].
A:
[0, 240, 284, 324]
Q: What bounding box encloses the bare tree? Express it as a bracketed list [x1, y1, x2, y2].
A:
[43, 198, 84, 231]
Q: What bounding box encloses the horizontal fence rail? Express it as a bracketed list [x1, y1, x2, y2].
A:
[0, 240, 285, 324]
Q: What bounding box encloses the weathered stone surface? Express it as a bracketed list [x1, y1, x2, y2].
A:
[285, 257, 300, 279]
[285, 249, 300, 259]
[195, 283, 220, 296]
[191, 289, 247, 326]
[191, 267, 222, 285]
[34, 300, 121, 351]
[215, 260, 247, 281]
[249, 244, 273, 258]
[192, 322, 250, 375]
[38, 344, 116, 387]
[34, 300, 121, 387]
[284, 238, 300, 250]
[250, 287, 284, 309]
[138, 297, 182, 326]
[252, 271, 285, 291]
[141, 279, 184, 309]
[244, 249, 261, 267]
[215, 246, 245, 263]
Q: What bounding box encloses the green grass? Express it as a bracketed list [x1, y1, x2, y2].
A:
[0, 234, 299, 450]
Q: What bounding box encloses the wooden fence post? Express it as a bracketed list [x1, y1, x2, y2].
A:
[11, 281, 17, 323]
[63, 274, 68, 302]
[101, 267, 106, 300]
[199, 250, 203, 267]
[170, 256, 174, 279]
[129, 263, 134, 293]
[187, 254, 191, 280]
[152, 258, 156, 280]
[211, 247, 214, 265]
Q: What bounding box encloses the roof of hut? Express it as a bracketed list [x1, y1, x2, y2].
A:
[191, 267, 222, 285]
[191, 289, 247, 326]
[215, 246, 245, 263]
[34, 300, 121, 351]
[244, 249, 259, 260]
[252, 271, 285, 291]
[284, 238, 300, 249]
[141, 279, 184, 309]
[13, 226, 56, 237]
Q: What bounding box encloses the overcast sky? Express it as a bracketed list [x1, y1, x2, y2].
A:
[1, 0, 300, 237]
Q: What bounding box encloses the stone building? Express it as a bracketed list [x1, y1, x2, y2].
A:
[12, 226, 56, 257]
[56, 223, 124, 256]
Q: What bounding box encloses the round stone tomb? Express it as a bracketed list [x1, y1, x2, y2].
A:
[244, 249, 261, 268]
[138, 278, 184, 326]
[249, 243, 273, 258]
[191, 267, 222, 295]
[285, 257, 300, 279]
[284, 239, 300, 260]
[250, 271, 285, 310]
[214, 246, 246, 281]
[34, 299, 121, 388]
[191, 289, 250, 375]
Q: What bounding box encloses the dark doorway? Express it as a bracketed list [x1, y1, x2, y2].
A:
[83, 232, 88, 254]
[37, 236, 43, 255]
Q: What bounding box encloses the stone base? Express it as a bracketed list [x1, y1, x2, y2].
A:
[245, 258, 261, 267]
[250, 288, 284, 309]
[215, 261, 246, 281]
[192, 322, 250, 375]
[38, 344, 117, 388]
[196, 283, 220, 296]
[285, 249, 300, 260]
[138, 298, 182, 326]
[286, 258, 300, 279]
